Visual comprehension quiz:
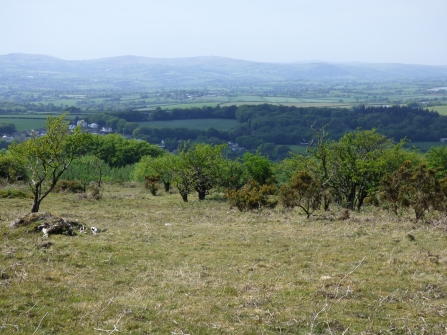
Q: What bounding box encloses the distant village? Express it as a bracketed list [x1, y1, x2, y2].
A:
[1, 120, 246, 153]
[1, 119, 114, 144]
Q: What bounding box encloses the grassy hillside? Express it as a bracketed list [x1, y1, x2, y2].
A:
[1, 184, 446, 334]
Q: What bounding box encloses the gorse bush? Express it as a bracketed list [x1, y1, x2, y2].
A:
[226, 179, 277, 211]
[54, 180, 85, 193]
[89, 185, 102, 200]
[279, 170, 322, 218]
[144, 175, 161, 196]
[0, 189, 33, 199]
[379, 161, 445, 221]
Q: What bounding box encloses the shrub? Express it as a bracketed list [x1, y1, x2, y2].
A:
[379, 161, 445, 222]
[54, 180, 85, 193]
[0, 189, 33, 199]
[226, 179, 277, 212]
[89, 185, 102, 200]
[279, 170, 322, 218]
[144, 175, 161, 196]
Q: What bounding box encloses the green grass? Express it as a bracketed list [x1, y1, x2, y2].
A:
[1, 185, 447, 334]
[0, 118, 48, 131]
[0, 115, 76, 131]
[287, 145, 309, 155]
[427, 105, 447, 115]
[139, 119, 239, 131]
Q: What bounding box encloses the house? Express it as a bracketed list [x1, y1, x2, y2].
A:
[88, 123, 99, 129]
[100, 127, 113, 133]
[440, 138, 447, 143]
[77, 120, 88, 128]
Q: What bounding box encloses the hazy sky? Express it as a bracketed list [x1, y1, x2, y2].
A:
[1, 0, 446, 65]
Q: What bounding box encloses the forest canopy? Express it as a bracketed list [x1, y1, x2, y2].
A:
[129, 104, 447, 151]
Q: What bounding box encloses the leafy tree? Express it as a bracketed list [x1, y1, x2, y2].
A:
[276, 153, 315, 184]
[0, 151, 27, 183]
[177, 143, 226, 200]
[243, 152, 275, 185]
[86, 134, 164, 168]
[328, 129, 396, 211]
[215, 158, 248, 192]
[133, 154, 177, 192]
[172, 155, 193, 202]
[425, 145, 447, 178]
[10, 114, 89, 212]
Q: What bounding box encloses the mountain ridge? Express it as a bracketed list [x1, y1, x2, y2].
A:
[1, 53, 447, 89]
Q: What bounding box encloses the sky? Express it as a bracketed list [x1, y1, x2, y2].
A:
[1, 0, 446, 65]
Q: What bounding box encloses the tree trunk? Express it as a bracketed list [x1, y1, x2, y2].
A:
[181, 193, 188, 202]
[323, 196, 330, 211]
[163, 182, 170, 192]
[31, 200, 40, 213]
[198, 190, 206, 200]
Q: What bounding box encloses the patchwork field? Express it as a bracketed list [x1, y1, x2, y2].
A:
[1, 184, 446, 334]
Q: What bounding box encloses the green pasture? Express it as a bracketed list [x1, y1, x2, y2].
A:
[138, 119, 239, 131]
[286, 145, 309, 155]
[0, 118, 47, 131]
[0, 115, 76, 131]
[427, 105, 447, 115]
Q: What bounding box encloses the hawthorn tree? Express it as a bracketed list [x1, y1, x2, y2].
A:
[10, 114, 89, 212]
[176, 143, 226, 200]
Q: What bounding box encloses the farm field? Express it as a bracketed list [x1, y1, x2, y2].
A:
[427, 105, 447, 115]
[0, 118, 49, 131]
[1, 184, 446, 334]
[138, 119, 239, 131]
[0, 115, 76, 131]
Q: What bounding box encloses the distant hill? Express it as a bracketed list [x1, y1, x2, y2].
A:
[1, 53, 447, 90]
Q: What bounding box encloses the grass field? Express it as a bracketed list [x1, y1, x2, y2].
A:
[0, 118, 48, 131]
[139, 119, 239, 131]
[0, 115, 76, 131]
[286, 145, 309, 155]
[427, 105, 447, 115]
[1, 184, 446, 334]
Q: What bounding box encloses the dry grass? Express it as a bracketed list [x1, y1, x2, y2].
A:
[1, 184, 447, 334]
